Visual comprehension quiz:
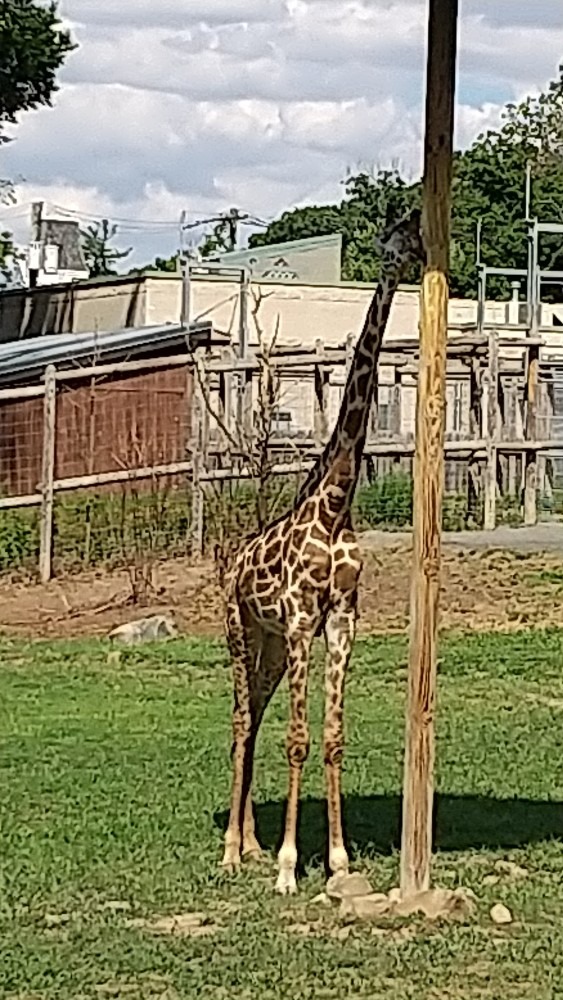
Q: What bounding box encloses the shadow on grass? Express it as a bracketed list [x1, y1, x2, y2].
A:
[215, 794, 563, 865]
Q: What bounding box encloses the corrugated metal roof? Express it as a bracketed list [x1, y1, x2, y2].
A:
[0, 320, 213, 384]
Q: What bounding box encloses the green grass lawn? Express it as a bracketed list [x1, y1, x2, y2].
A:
[2, 630, 563, 999]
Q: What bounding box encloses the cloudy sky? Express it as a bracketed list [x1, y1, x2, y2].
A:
[2, 0, 563, 266]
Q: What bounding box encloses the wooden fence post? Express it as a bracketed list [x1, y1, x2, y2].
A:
[190, 348, 205, 554]
[313, 338, 329, 448]
[524, 344, 539, 525]
[400, 0, 458, 898]
[217, 346, 233, 463]
[39, 365, 57, 583]
[483, 330, 499, 530]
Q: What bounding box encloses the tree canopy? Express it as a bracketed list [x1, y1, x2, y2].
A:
[0, 0, 74, 282]
[249, 71, 563, 298]
[0, 0, 74, 135]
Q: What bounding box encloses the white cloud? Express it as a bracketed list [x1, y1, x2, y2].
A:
[1, 0, 561, 266]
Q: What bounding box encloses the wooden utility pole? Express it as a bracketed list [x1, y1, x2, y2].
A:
[400, 0, 459, 897]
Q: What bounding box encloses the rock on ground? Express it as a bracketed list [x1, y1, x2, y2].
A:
[108, 615, 177, 645]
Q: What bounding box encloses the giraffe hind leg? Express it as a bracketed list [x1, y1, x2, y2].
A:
[242, 629, 287, 860]
[221, 599, 255, 871]
[222, 611, 286, 869]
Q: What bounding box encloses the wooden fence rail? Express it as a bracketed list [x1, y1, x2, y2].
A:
[0, 329, 558, 577]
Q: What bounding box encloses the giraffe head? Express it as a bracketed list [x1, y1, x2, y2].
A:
[376, 208, 423, 278]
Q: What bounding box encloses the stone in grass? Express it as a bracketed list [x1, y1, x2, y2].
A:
[340, 894, 390, 922]
[490, 903, 513, 925]
[127, 912, 217, 937]
[392, 887, 475, 922]
[493, 860, 528, 880]
[340, 886, 476, 924]
[109, 615, 177, 646]
[310, 892, 331, 907]
[326, 872, 374, 901]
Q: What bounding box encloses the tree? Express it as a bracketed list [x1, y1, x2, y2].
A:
[81, 220, 132, 278]
[450, 71, 563, 297]
[0, 1, 75, 273]
[250, 70, 563, 299]
[250, 169, 419, 284]
[0, 229, 20, 285]
[0, 182, 18, 284]
[152, 253, 180, 273]
[199, 208, 244, 258]
[0, 0, 75, 140]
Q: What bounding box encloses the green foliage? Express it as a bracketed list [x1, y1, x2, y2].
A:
[0, 508, 39, 570]
[0, 490, 193, 577]
[81, 219, 132, 278]
[450, 74, 563, 298]
[3, 629, 563, 997]
[355, 470, 413, 528]
[0, 227, 19, 284]
[52, 489, 192, 572]
[251, 72, 563, 299]
[355, 473, 481, 531]
[0, 1, 74, 278]
[250, 168, 420, 283]
[152, 253, 180, 273]
[199, 208, 241, 258]
[0, 0, 75, 135]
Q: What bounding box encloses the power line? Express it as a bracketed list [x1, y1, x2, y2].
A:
[48, 202, 272, 232]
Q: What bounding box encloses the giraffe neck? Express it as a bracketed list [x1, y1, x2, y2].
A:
[295, 270, 401, 520]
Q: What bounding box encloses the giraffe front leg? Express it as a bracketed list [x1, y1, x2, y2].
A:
[323, 604, 355, 878]
[276, 627, 313, 895]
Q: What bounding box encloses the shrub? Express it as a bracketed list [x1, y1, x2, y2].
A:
[0, 508, 40, 571]
[355, 471, 413, 529]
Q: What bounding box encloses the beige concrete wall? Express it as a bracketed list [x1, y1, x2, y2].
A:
[145, 274, 422, 346]
[4, 268, 563, 351]
[146, 273, 563, 349]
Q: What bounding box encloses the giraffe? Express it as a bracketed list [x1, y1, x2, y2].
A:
[221, 209, 423, 894]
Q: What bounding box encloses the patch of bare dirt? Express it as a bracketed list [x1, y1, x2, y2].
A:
[94, 976, 179, 1000]
[126, 911, 218, 938]
[1, 539, 563, 640]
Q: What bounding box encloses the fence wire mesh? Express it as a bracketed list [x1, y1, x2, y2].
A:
[1, 340, 562, 580]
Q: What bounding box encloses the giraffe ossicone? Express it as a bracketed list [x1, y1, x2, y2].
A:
[221, 209, 423, 893]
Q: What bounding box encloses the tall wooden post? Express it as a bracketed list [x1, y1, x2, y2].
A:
[524, 344, 539, 526]
[483, 330, 499, 530]
[39, 365, 57, 584]
[400, 0, 459, 897]
[190, 347, 206, 554]
[313, 337, 329, 448]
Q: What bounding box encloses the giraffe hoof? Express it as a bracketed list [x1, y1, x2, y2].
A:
[242, 847, 264, 864]
[220, 846, 242, 872]
[219, 860, 241, 875]
[275, 871, 297, 895]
